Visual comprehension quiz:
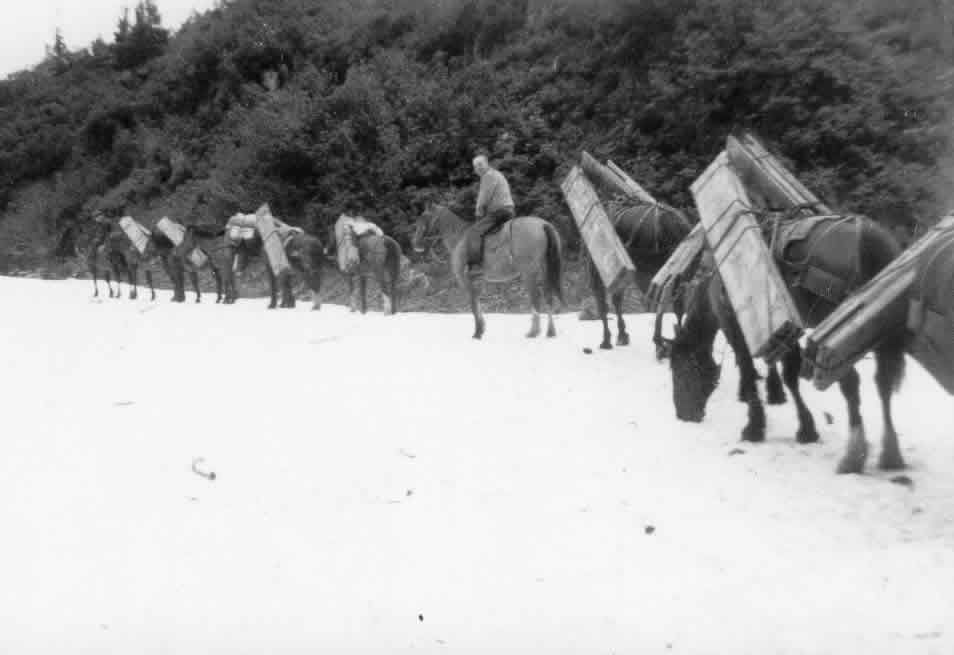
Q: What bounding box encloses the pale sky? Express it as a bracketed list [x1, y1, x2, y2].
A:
[2, 0, 220, 78]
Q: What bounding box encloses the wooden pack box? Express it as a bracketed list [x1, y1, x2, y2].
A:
[561, 165, 636, 296]
[119, 216, 150, 254]
[580, 151, 657, 204]
[254, 205, 292, 276]
[726, 133, 832, 217]
[156, 217, 208, 269]
[805, 216, 954, 391]
[646, 223, 707, 312]
[691, 151, 804, 362]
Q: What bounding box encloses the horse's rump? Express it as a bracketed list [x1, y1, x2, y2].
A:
[774, 214, 867, 311]
[907, 227, 954, 392]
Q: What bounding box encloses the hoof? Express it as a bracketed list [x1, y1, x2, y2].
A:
[836, 455, 866, 475]
[546, 327, 556, 338]
[526, 330, 541, 339]
[741, 425, 765, 443]
[617, 333, 630, 347]
[600, 342, 613, 351]
[195, 298, 201, 304]
[796, 427, 820, 444]
[878, 450, 906, 471]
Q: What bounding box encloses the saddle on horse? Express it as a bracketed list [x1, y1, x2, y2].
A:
[466, 207, 515, 268]
[769, 213, 862, 306]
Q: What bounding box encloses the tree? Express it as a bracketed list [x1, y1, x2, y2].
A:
[44, 27, 71, 75]
[113, 0, 169, 70]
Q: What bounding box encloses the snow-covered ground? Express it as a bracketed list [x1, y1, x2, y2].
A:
[1, 275, 953, 654]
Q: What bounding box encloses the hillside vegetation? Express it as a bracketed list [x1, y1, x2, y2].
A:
[2, 0, 953, 296]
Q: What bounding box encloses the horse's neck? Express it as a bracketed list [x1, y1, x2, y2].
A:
[436, 210, 471, 249]
[93, 223, 111, 245]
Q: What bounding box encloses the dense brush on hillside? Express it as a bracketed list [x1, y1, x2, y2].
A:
[1, 0, 953, 281]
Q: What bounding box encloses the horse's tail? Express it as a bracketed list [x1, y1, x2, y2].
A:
[543, 221, 565, 308]
[385, 236, 402, 281]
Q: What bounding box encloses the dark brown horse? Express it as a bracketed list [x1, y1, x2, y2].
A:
[586, 200, 693, 351]
[412, 204, 564, 339]
[172, 224, 227, 303]
[327, 220, 405, 315]
[668, 214, 907, 474]
[85, 219, 122, 299]
[213, 224, 324, 309]
[86, 218, 179, 301]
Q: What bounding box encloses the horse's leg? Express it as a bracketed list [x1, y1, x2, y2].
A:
[128, 264, 139, 300]
[145, 269, 156, 301]
[766, 363, 787, 405]
[725, 317, 765, 442]
[191, 270, 201, 303]
[374, 270, 390, 314]
[283, 272, 296, 308]
[380, 270, 395, 315]
[781, 344, 818, 443]
[612, 290, 629, 346]
[390, 267, 398, 315]
[212, 266, 223, 303]
[226, 252, 239, 304]
[306, 265, 321, 311]
[835, 367, 867, 474]
[524, 272, 542, 338]
[588, 259, 612, 350]
[468, 277, 486, 339]
[653, 309, 672, 361]
[347, 275, 356, 312]
[112, 262, 124, 299]
[91, 262, 100, 298]
[359, 275, 367, 314]
[105, 269, 114, 298]
[267, 268, 278, 309]
[874, 342, 906, 471]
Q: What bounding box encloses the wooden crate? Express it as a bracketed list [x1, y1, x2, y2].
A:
[691, 151, 803, 362]
[561, 165, 636, 296]
[119, 216, 150, 254]
[580, 151, 657, 204]
[156, 217, 185, 245]
[805, 216, 954, 391]
[156, 217, 209, 269]
[646, 223, 707, 312]
[254, 205, 292, 276]
[726, 133, 832, 216]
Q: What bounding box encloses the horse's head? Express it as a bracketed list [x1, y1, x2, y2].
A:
[412, 205, 440, 253]
[668, 268, 722, 422]
[669, 323, 721, 423]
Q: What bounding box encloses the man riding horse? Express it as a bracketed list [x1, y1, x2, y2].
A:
[465, 154, 515, 269]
